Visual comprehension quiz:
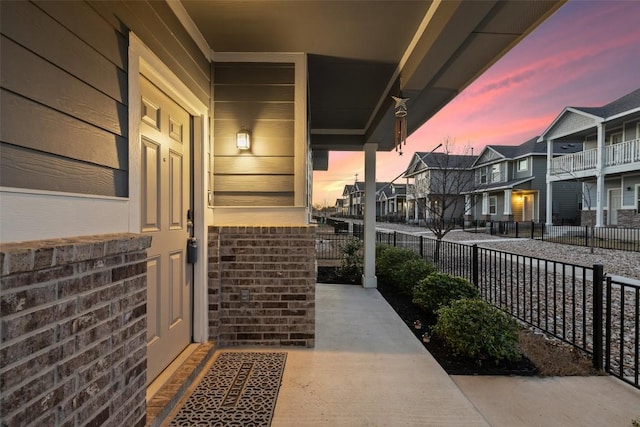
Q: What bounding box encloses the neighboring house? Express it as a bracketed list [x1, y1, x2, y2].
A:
[378, 183, 411, 221]
[334, 198, 346, 216]
[403, 152, 476, 224]
[538, 88, 640, 227]
[339, 181, 393, 218]
[0, 1, 563, 425]
[466, 137, 582, 224]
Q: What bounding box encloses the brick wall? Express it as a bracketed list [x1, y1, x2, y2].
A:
[0, 234, 151, 427]
[616, 209, 640, 227]
[208, 226, 316, 347]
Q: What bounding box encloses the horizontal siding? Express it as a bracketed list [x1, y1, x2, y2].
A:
[1, 89, 127, 171]
[1, 0, 210, 198]
[213, 193, 295, 207]
[0, 143, 127, 197]
[1, 0, 127, 103]
[214, 157, 294, 175]
[213, 62, 295, 207]
[1, 36, 127, 137]
[89, 0, 209, 106]
[214, 175, 294, 193]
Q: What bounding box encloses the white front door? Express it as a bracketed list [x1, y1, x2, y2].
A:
[140, 75, 192, 384]
[608, 189, 621, 226]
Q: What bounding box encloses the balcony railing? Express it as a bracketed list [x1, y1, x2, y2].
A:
[605, 138, 640, 166]
[550, 148, 597, 174]
[550, 139, 640, 175]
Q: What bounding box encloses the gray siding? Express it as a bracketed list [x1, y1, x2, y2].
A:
[0, 0, 209, 197]
[213, 62, 295, 206]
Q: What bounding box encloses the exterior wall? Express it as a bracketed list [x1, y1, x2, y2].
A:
[0, 0, 209, 197]
[212, 62, 296, 206]
[617, 210, 640, 227]
[0, 234, 151, 427]
[208, 226, 315, 347]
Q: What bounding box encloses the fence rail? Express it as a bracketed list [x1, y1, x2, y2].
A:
[544, 225, 640, 252]
[368, 229, 639, 389]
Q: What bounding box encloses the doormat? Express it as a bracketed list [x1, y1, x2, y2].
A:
[170, 352, 287, 426]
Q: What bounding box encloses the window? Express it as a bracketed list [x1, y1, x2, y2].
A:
[479, 168, 487, 184]
[491, 164, 501, 182]
[637, 186, 640, 213]
[489, 196, 497, 215]
[517, 158, 528, 172]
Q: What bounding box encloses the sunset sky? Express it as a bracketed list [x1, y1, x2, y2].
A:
[312, 0, 640, 207]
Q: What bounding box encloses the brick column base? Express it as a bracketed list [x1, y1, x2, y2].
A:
[208, 226, 316, 347]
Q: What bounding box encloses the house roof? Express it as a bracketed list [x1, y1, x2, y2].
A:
[538, 87, 640, 141]
[403, 152, 477, 177]
[571, 88, 640, 119]
[464, 177, 535, 194]
[474, 137, 582, 166]
[177, 0, 564, 168]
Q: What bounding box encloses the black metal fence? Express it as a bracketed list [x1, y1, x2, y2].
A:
[373, 230, 639, 389]
[543, 225, 640, 252]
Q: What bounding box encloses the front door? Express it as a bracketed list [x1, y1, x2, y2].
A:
[140, 75, 192, 384]
[608, 189, 621, 226]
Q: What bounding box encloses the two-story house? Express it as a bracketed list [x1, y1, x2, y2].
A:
[538, 88, 640, 227]
[403, 152, 476, 224]
[378, 183, 411, 221]
[465, 137, 582, 223]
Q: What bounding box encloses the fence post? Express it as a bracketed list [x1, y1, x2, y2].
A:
[419, 235, 424, 258]
[592, 263, 604, 371]
[472, 244, 479, 288]
[531, 221, 535, 240]
[515, 221, 519, 238]
[393, 231, 397, 247]
[585, 225, 589, 248]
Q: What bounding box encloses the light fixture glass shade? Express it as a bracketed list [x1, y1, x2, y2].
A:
[236, 130, 250, 150]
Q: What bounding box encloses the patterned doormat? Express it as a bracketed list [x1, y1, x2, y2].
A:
[170, 352, 287, 426]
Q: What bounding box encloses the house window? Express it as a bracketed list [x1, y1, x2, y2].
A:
[491, 164, 500, 182]
[480, 168, 487, 184]
[517, 158, 528, 172]
[489, 196, 497, 215]
[610, 132, 622, 144]
[637, 186, 640, 213]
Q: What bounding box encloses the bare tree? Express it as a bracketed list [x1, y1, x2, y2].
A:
[408, 140, 477, 261]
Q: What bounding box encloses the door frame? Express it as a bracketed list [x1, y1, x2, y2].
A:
[607, 188, 621, 226]
[128, 33, 209, 344]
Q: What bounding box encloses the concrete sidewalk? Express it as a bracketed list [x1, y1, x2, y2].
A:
[272, 283, 640, 427]
[271, 284, 490, 426]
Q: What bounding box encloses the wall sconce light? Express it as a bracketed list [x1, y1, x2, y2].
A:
[236, 129, 250, 150]
[626, 186, 632, 191]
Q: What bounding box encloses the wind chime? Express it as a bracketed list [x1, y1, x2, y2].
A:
[392, 94, 410, 155]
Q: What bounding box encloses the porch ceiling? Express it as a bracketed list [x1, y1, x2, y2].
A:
[181, 0, 564, 154]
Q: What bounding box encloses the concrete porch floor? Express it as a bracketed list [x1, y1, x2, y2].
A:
[155, 283, 639, 426]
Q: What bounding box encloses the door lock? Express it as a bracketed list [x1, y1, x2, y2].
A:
[187, 237, 197, 264]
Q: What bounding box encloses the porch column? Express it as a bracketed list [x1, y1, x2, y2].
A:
[595, 123, 605, 227]
[503, 189, 513, 216]
[482, 192, 489, 216]
[362, 142, 377, 288]
[464, 194, 472, 216]
[546, 138, 553, 226]
[414, 198, 419, 221]
[405, 178, 411, 223]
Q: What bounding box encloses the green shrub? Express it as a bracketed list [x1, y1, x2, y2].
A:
[412, 272, 479, 314]
[376, 245, 421, 282]
[387, 258, 436, 296]
[337, 238, 363, 284]
[433, 298, 521, 364]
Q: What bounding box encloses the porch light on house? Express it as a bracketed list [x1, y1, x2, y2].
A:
[236, 129, 250, 150]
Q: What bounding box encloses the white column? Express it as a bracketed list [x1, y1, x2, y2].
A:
[504, 189, 512, 216]
[482, 192, 489, 216]
[595, 123, 605, 227]
[464, 194, 472, 216]
[362, 143, 378, 288]
[546, 138, 554, 226]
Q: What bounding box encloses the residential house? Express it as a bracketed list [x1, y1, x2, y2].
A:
[0, 1, 563, 425]
[538, 88, 640, 227]
[466, 137, 582, 224]
[378, 183, 411, 222]
[403, 152, 477, 224]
